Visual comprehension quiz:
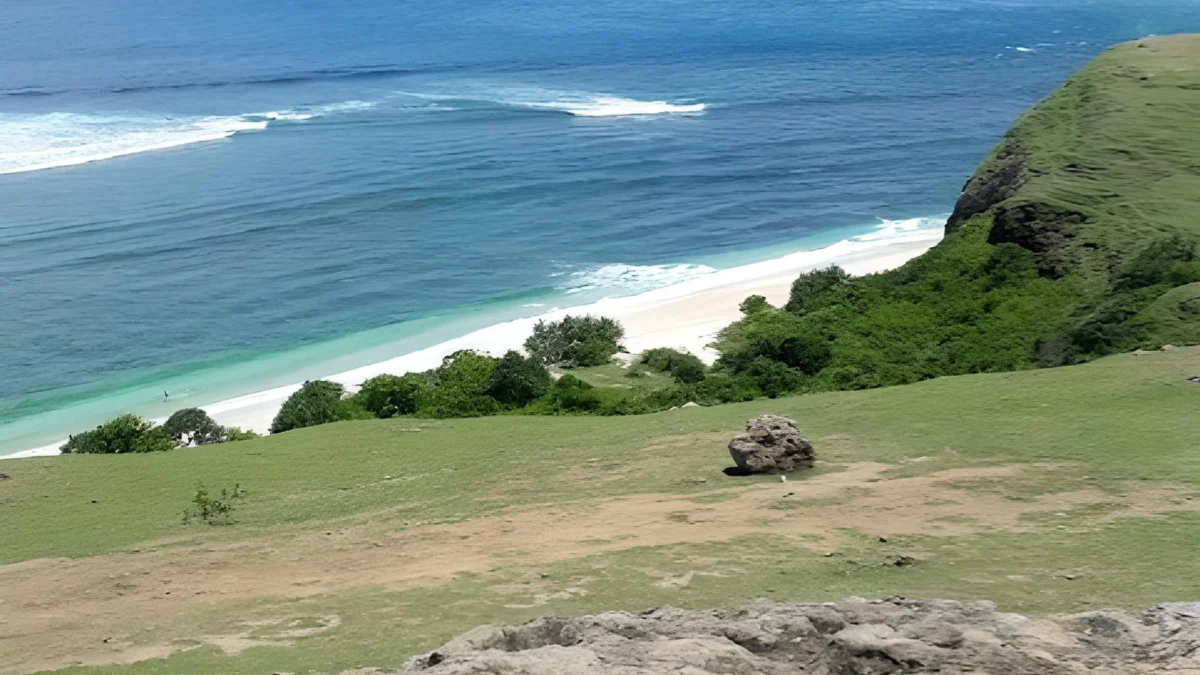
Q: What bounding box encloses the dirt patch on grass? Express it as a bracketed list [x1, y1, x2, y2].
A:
[1, 462, 1196, 674]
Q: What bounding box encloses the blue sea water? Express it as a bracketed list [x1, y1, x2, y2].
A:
[2, 0, 1197, 455]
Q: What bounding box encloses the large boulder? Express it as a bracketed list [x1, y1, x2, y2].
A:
[394, 598, 1200, 674]
[727, 414, 814, 473]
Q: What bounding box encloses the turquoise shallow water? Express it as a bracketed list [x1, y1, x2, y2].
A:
[2, 0, 1198, 455]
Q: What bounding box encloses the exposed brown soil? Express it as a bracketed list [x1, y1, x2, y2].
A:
[1, 462, 1196, 674]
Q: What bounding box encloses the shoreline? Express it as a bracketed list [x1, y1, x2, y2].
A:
[2, 221, 942, 459]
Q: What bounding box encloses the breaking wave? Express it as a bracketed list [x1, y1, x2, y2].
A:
[400, 87, 706, 117]
[561, 262, 718, 294]
[0, 101, 376, 175]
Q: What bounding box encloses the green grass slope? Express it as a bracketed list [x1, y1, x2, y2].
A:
[949, 35, 1200, 265]
[711, 36, 1200, 393]
[1, 348, 1198, 675]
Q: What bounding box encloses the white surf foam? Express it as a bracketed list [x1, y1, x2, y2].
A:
[400, 88, 706, 117]
[516, 94, 706, 117]
[553, 97, 706, 117]
[563, 262, 717, 294]
[0, 100, 377, 175]
[0, 113, 268, 175]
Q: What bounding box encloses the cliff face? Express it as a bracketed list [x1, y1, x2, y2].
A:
[395, 598, 1200, 674]
[945, 34, 1200, 280]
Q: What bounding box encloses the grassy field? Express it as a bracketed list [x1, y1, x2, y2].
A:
[2, 346, 1197, 674]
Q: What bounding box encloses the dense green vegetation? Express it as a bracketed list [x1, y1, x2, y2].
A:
[524, 314, 625, 367]
[59, 414, 176, 454]
[707, 36, 1200, 393]
[61, 408, 259, 454]
[269, 380, 366, 433]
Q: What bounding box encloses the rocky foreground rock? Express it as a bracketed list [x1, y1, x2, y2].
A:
[393, 598, 1200, 674]
[728, 414, 815, 474]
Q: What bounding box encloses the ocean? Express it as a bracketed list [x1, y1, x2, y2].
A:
[2, 0, 1197, 455]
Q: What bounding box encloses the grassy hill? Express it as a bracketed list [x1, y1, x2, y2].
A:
[948, 34, 1200, 265]
[1, 346, 1198, 674]
[709, 35, 1200, 393]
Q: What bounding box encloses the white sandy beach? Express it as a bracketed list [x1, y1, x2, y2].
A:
[4, 221, 942, 459]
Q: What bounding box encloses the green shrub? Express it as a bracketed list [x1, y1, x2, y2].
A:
[223, 427, 261, 442]
[270, 380, 346, 434]
[182, 483, 245, 525]
[524, 315, 624, 366]
[566, 338, 620, 367]
[486, 351, 552, 406]
[739, 295, 771, 315]
[1119, 234, 1197, 290]
[638, 347, 707, 384]
[354, 373, 429, 418]
[542, 374, 604, 412]
[336, 398, 376, 421]
[422, 351, 502, 418]
[690, 372, 762, 404]
[162, 408, 225, 446]
[713, 309, 831, 375]
[60, 414, 175, 454]
[743, 357, 805, 398]
[784, 265, 851, 316]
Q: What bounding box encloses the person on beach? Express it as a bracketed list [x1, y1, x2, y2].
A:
[164, 390, 169, 403]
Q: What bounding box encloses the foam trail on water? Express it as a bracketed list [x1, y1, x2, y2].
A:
[0, 113, 268, 174]
[0, 100, 377, 175]
[509, 93, 706, 117]
[552, 97, 706, 117]
[563, 263, 717, 294]
[401, 88, 706, 117]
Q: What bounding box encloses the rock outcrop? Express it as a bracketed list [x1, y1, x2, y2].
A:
[395, 598, 1200, 674]
[727, 415, 814, 474]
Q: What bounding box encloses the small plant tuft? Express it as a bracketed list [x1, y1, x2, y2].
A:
[182, 483, 246, 525]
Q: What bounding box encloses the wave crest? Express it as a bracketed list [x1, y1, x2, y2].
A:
[561, 262, 717, 294]
[529, 96, 706, 117]
[0, 101, 375, 175]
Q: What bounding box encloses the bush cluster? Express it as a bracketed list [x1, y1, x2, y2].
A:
[637, 348, 707, 384]
[61, 408, 259, 454]
[708, 219, 1200, 392]
[524, 315, 624, 367]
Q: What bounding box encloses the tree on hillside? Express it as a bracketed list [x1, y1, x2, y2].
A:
[270, 380, 347, 434]
[354, 373, 430, 418]
[784, 265, 851, 316]
[638, 347, 707, 384]
[423, 350, 502, 417]
[223, 427, 262, 442]
[60, 414, 176, 454]
[713, 308, 831, 375]
[524, 315, 625, 367]
[739, 295, 772, 315]
[162, 408, 225, 446]
[486, 351, 552, 406]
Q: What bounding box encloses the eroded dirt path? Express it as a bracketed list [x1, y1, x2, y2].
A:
[1, 462, 1196, 674]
